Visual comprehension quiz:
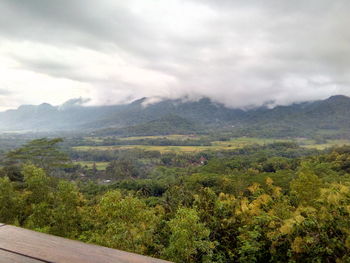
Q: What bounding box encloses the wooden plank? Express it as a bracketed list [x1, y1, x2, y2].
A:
[0, 249, 43, 263]
[0, 225, 171, 263]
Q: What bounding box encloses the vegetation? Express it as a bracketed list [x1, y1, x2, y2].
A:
[71, 137, 350, 154]
[75, 161, 109, 171]
[2, 137, 350, 262]
[98, 114, 201, 137]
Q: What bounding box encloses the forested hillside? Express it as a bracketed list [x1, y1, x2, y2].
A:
[239, 95, 350, 139]
[97, 114, 201, 136]
[0, 98, 242, 132]
[2, 95, 350, 140]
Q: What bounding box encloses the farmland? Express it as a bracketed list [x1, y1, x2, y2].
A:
[74, 161, 109, 170]
[72, 136, 350, 153]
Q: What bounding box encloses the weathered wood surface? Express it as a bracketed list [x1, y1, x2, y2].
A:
[0, 224, 171, 263]
[0, 249, 43, 263]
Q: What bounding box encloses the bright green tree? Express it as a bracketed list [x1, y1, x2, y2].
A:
[23, 164, 52, 204]
[22, 164, 54, 231]
[290, 165, 323, 205]
[164, 207, 214, 263]
[50, 180, 84, 238]
[87, 190, 160, 255]
[0, 177, 20, 224]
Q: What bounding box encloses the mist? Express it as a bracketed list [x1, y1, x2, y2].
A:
[0, 0, 349, 110]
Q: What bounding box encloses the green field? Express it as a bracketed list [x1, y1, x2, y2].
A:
[74, 145, 219, 153]
[118, 134, 201, 141]
[73, 136, 350, 153]
[73, 137, 290, 153]
[84, 134, 202, 142]
[301, 139, 350, 150]
[75, 161, 109, 170]
[211, 137, 287, 146]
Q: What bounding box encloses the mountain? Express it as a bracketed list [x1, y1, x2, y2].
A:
[0, 98, 244, 132]
[237, 95, 350, 138]
[97, 114, 200, 136]
[84, 97, 245, 129]
[1, 95, 350, 139]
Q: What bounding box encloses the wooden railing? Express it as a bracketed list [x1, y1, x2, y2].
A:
[0, 224, 171, 263]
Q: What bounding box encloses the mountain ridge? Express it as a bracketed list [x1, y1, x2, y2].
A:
[0, 95, 349, 139]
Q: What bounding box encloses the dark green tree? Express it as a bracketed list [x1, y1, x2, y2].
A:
[5, 138, 70, 172]
[106, 158, 139, 179]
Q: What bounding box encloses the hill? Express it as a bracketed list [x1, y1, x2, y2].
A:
[0, 98, 244, 132]
[96, 114, 200, 136]
[239, 95, 350, 138]
[1, 95, 350, 139]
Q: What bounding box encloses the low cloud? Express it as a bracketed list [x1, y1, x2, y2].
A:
[0, 0, 349, 110]
[59, 97, 91, 110]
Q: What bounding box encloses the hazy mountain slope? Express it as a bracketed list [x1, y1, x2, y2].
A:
[1, 95, 350, 138]
[0, 98, 246, 132]
[237, 95, 350, 138]
[0, 104, 125, 131]
[97, 114, 200, 136]
[85, 98, 246, 129]
[246, 95, 350, 127]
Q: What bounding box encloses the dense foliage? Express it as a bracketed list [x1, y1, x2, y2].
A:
[1, 139, 350, 262]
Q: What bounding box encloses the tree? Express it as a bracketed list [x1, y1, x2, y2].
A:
[0, 177, 20, 224]
[21, 165, 84, 237]
[86, 190, 161, 255]
[164, 207, 214, 263]
[0, 165, 23, 181]
[106, 159, 139, 179]
[290, 165, 323, 205]
[5, 138, 70, 172]
[22, 164, 54, 230]
[92, 162, 97, 174]
[23, 164, 52, 204]
[50, 180, 84, 238]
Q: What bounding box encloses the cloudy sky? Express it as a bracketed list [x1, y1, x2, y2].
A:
[0, 0, 349, 110]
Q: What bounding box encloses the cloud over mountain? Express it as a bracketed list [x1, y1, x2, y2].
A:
[0, 0, 349, 110]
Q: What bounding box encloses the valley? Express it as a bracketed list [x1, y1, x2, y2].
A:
[2, 1, 350, 261]
[71, 135, 350, 156]
[2, 95, 350, 263]
[2, 95, 350, 142]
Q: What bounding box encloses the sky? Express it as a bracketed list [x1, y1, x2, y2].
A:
[0, 0, 350, 111]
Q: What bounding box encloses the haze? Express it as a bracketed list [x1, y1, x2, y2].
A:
[0, 0, 350, 110]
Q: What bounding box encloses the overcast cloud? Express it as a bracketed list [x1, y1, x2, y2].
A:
[0, 0, 349, 110]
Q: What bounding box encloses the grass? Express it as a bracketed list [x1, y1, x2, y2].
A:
[73, 136, 350, 154]
[117, 134, 201, 141]
[75, 161, 109, 170]
[74, 145, 216, 153]
[82, 134, 202, 145]
[73, 137, 290, 153]
[301, 139, 350, 150]
[84, 137, 105, 143]
[211, 137, 287, 147]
